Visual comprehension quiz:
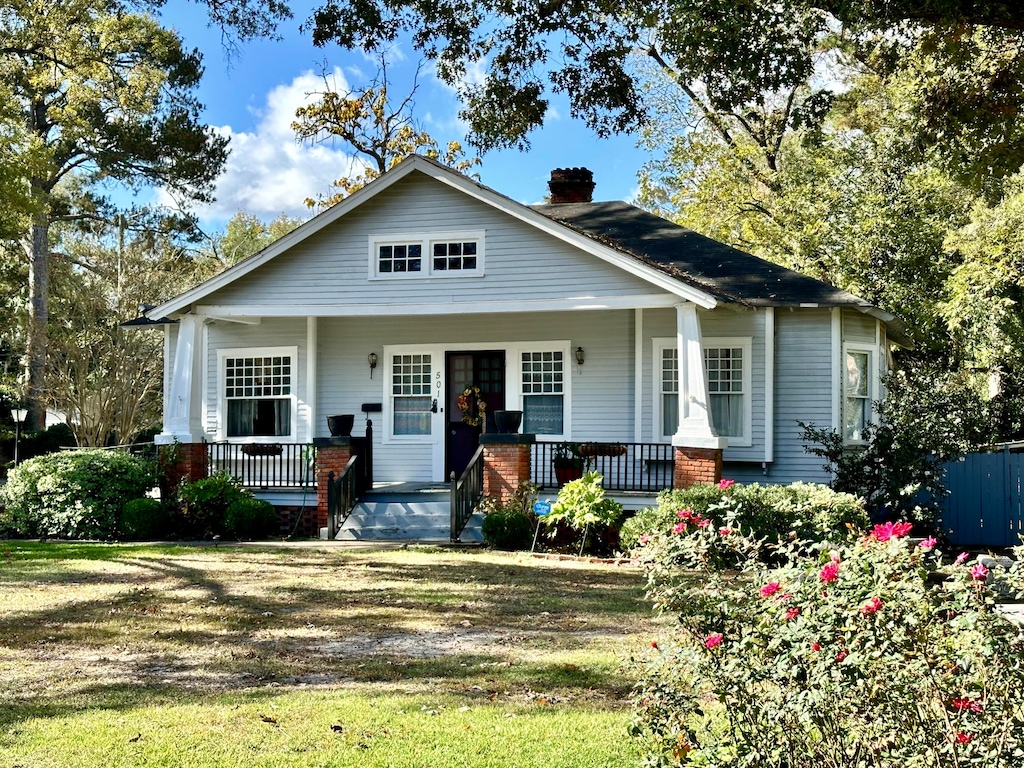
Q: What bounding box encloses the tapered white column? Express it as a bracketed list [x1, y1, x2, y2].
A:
[156, 313, 206, 444]
[673, 303, 727, 449]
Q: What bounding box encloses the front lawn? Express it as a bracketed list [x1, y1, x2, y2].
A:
[0, 543, 654, 767]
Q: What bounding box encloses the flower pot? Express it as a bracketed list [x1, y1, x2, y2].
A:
[554, 465, 585, 485]
[327, 414, 355, 437]
[493, 409, 523, 434]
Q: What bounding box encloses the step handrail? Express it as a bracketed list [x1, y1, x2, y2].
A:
[327, 454, 361, 539]
[450, 445, 485, 542]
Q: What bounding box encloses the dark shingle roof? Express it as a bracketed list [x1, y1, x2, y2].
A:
[531, 200, 873, 309]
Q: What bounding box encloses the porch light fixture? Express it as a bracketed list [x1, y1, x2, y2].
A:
[368, 352, 378, 379]
[575, 346, 585, 367]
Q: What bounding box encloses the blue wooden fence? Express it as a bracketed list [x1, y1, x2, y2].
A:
[941, 450, 1024, 547]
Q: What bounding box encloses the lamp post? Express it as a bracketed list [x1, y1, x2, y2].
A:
[12, 408, 27, 466]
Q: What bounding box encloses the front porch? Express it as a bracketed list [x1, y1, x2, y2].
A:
[164, 435, 721, 542]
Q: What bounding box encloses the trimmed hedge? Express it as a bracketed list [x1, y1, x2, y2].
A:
[0, 450, 156, 539]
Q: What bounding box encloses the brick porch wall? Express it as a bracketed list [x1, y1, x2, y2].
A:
[673, 446, 723, 489]
[315, 439, 352, 534]
[158, 442, 207, 498]
[480, 435, 535, 502]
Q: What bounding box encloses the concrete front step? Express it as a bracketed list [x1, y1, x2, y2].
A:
[329, 498, 483, 543]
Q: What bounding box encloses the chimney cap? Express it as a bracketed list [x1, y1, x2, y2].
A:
[548, 167, 595, 204]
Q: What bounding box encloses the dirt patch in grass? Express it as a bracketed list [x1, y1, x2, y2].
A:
[0, 544, 656, 711]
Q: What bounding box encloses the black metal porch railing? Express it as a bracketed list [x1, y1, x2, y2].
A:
[206, 442, 316, 488]
[451, 444, 485, 542]
[531, 441, 675, 493]
[327, 454, 361, 539]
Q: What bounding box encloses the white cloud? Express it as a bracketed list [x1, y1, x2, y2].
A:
[162, 68, 368, 224]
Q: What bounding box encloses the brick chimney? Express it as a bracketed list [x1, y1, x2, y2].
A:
[548, 167, 595, 204]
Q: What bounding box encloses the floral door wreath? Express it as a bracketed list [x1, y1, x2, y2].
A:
[457, 385, 487, 426]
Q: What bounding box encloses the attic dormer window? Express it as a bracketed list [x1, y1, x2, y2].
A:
[370, 231, 484, 278]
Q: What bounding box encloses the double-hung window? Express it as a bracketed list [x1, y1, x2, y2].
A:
[371, 231, 484, 278]
[843, 346, 874, 443]
[655, 338, 751, 445]
[392, 353, 433, 436]
[521, 350, 564, 435]
[222, 349, 295, 438]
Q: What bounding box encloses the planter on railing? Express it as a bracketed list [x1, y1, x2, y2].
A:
[241, 443, 284, 457]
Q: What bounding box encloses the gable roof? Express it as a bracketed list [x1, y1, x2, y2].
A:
[144, 154, 907, 343]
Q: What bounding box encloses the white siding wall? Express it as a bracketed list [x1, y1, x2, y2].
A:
[316, 311, 636, 482]
[203, 318, 309, 441]
[203, 173, 660, 310]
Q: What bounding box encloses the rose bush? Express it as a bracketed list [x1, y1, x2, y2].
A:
[631, 519, 1024, 767]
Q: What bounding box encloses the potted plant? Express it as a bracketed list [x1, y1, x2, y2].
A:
[552, 442, 586, 485]
[493, 409, 523, 434]
[326, 414, 355, 437]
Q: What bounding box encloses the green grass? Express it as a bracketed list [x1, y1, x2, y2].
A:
[0, 542, 655, 767]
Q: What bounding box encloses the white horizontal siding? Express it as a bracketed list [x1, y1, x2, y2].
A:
[770, 309, 833, 483]
[203, 319, 309, 441]
[203, 173, 660, 310]
[842, 309, 877, 343]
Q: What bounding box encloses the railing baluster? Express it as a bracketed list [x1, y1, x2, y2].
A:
[531, 440, 676, 493]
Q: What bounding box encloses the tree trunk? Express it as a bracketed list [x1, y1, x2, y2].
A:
[22, 208, 49, 433]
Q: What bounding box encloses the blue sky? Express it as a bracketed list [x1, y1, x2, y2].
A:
[157, 0, 653, 229]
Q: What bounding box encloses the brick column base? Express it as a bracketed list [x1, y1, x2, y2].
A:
[673, 446, 723, 489]
[314, 437, 352, 535]
[480, 434, 535, 503]
[158, 442, 207, 500]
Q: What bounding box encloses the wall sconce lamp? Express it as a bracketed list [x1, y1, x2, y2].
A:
[368, 352, 378, 379]
[575, 346, 585, 368]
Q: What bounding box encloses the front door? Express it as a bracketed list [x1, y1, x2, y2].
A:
[446, 351, 505, 478]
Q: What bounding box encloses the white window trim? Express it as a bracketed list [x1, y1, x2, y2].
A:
[842, 343, 876, 446]
[216, 345, 298, 442]
[368, 230, 485, 280]
[382, 345, 443, 445]
[507, 340, 572, 441]
[653, 336, 752, 447]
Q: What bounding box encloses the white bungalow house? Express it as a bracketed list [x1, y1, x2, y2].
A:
[142, 155, 904, 540]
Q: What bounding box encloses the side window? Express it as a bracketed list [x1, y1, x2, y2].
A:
[224, 354, 293, 438]
[660, 347, 679, 439]
[392, 353, 433, 436]
[521, 350, 564, 435]
[843, 348, 872, 443]
[704, 346, 745, 439]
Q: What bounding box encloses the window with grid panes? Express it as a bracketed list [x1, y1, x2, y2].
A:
[431, 240, 478, 272]
[225, 355, 292, 437]
[704, 346, 745, 438]
[660, 348, 679, 438]
[392, 354, 433, 435]
[377, 242, 422, 274]
[521, 351, 563, 435]
[843, 348, 872, 443]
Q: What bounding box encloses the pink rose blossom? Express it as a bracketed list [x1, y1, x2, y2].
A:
[970, 563, 989, 581]
[870, 521, 913, 542]
[718, 527, 732, 536]
[954, 552, 970, 566]
[759, 582, 782, 598]
[951, 697, 983, 713]
[650, 641, 659, 649]
[919, 536, 937, 550]
[639, 533, 651, 545]
[704, 633, 724, 649]
[672, 522, 686, 535]
[955, 732, 973, 745]
[860, 596, 884, 615]
[819, 561, 840, 583]
[835, 650, 848, 663]
[785, 606, 801, 621]
[811, 642, 821, 651]
[696, 517, 710, 528]
[677, 508, 693, 520]
[717, 479, 735, 490]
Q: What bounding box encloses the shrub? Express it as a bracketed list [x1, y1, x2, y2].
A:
[0, 449, 156, 539]
[119, 497, 169, 540]
[631, 523, 1024, 767]
[620, 480, 866, 554]
[481, 506, 534, 550]
[176, 472, 248, 537]
[224, 497, 279, 539]
[544, 471, 623, 555]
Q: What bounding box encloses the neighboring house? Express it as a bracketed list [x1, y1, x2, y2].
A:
[143, 155, 904, 534]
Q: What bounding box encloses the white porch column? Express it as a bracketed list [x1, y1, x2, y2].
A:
[156, 313, 206, 444]
[673, 303, 728, 450]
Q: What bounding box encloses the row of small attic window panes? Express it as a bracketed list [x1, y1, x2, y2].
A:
[661, 348, 744, 395]
[522, 351, 563, 394]
[378, 241, 478, 273]
[225, 357, 291, 398]
[392, 354, 432, 395]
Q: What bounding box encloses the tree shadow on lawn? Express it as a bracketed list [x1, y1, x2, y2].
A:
[0, 547, 651, 731]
